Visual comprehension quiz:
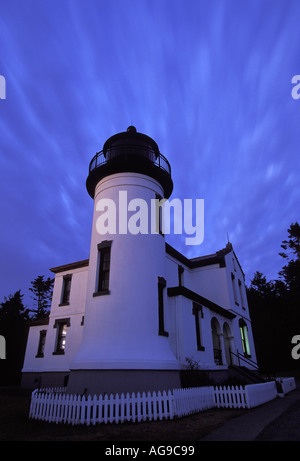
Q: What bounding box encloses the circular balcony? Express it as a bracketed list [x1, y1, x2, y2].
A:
[86, 128, 173, 199]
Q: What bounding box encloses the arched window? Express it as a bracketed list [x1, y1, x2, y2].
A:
[239, 319, 251, 356]
[223, 322, 234, 365]
[211, 317, 222, 365]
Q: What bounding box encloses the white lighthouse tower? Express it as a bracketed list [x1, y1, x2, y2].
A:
[67, 126, 180, 395]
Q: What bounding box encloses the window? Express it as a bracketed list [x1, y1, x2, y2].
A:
[36, 330, 47, 358]
[178, 265, 184, 286]
[158, 277, 168, 336]
[60, 274, 72, 305]
[231, 272, 239, 305]
[53, 318, 70, 355]
[239, 319, 251, 356]
[154, 193, 164, 235]
[94, 241, 112, 296]
[232, 257, 236, 271]
[238, 279, 245, 308]
[192, 302, 205, 351]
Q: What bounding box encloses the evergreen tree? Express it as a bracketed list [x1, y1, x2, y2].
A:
[279, 222, 300, 293]
[0, 291, 30, 385]
[29, 275, 54, 319]
[279, 222, 300, 260]
[0, 290, 30, 322]
[247, 222, 300, 373]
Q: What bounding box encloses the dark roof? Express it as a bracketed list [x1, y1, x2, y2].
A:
[26, 316, 50, 327]
[167, 285, 236, 319]
[50, 259, 89, 274]
[49, 243, 233, 276]
[165, 242, 229, 269]
[103, 126, 160, 156]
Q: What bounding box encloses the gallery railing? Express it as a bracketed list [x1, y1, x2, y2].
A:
[89, 143, 171, 176]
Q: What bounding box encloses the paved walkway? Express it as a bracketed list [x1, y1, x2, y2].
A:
[200, 382, 300, 441]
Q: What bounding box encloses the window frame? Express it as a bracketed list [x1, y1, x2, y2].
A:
[178, 264, 184, 286]
[239, 319, 251, 357]
[53, 318, 70, 355]
[93, 240, 112, 297]
[192, 302, 205, 351]
[238, 279, 246, 309]
[59, 274, 72, 306]
[36, 329, 47, 358]
[155, 193, 164, 236]
[231, 272, 239, 306]
[158, 276, 168, 337]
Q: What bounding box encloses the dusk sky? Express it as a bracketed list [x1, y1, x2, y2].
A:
[0, 0, 299, 308]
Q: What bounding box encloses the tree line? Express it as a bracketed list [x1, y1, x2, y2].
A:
[247, 222, 300, 374]
[0, 276, 53, 385]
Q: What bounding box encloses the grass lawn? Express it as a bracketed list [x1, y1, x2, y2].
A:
[0, 387, 245, 441]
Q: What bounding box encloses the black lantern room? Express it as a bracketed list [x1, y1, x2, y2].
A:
[86, 126, 173, 199]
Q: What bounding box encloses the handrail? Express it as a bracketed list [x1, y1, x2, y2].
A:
[230, 350, 259, 370]
[89, 144, 171, 176]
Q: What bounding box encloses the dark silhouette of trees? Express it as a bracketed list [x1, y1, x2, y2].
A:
[247, 222, 300, 373]
[29, 275, 54, 319]
[0, 291, 30, 385]
[0, 276, 53, 385]
[279, 222, 300, 296]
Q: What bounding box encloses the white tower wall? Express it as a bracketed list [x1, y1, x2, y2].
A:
[68, 173, 180, 394]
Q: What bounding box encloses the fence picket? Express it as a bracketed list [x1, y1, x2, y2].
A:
[80, 396, 85, 424]
[120, 393, 125, 423]
[104, 394, 109, 423]
[125, 392, 131, 422]
[114, 393, 120, 424]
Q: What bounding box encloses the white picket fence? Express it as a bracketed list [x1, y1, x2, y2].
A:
[214, 381, 282, 409]
[29, 386, 215, 425]
[29, 389, 175, 425]
[173, 386, 215, 416]
[214, 385, 248, 409]
[29, 379, 295, 425]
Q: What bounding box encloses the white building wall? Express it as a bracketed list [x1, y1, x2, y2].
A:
[224, 251, 258, 368]
[22, 265, 88, 375]
[22, 241, 259, 383]
[189, 266, 230, 309]
[165, 247, 258, 371]
[50, 265, 88, 318]
[70, 173, 179, 372]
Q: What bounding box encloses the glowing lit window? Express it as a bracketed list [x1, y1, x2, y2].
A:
[53, 318, 70, 355]
[239, 319, 250, 356]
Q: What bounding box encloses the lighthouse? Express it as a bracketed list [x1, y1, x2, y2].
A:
[67, 126, 181, 394]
